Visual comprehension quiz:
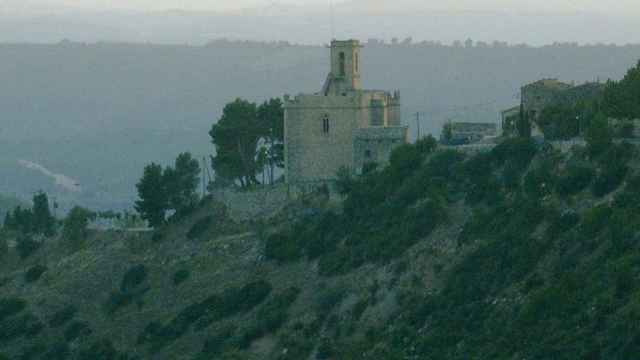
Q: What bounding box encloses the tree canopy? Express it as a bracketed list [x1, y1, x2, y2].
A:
[135, 163, 168, 228]
[209, 98, 284, 187]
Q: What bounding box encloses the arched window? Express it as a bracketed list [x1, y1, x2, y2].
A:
[322, 114, 330, 134]
[339, 52, 346, 77]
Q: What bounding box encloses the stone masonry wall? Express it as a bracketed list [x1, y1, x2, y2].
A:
[211, 185, 289, 223]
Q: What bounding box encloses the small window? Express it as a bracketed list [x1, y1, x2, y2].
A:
[322, 114, 330, 134]
[339, 52, 346, 77]
[364, 150, 372, 159]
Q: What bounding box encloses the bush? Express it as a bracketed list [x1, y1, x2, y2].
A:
[187, 216, 214, 240]
[0, 313, 44, 342]
[556, 165, 595, 196]
[64, 321, 92, 341]
[0, 298, 27, 322]
[24, 264, 47, 283]
[265, 233, 302, 263]
[592, 164, 628, 197]
[140, 280, 273, 350]
[43, 342, 70, 360]
[200, 325, 237, 357]
[580, 205, 613, 237]
[48, 305, 77, 328]
[104, 291, 134, 315]
[120, 264, 148, 293]
[239, 287, 301, 346]
[75, 339, 123, 360]
[16, 235, 41, 259]
[173, 269, 190, 286]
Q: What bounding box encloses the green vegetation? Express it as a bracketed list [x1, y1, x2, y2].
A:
[120, 264, 148, 294]
[173, 269, 190, 286]
[16, 235, 41, 260]
[138, 280, 273, 351]
[266, 137, 450, 275]
[209, 98, 284, 187]
[135, 152, 200, 227]
[603, 60, 640, 119]
[186, 216, 214, 240]
[24, 265, 47, 283]
[48, 305, 77, 328]
[62, 206, 94, 251]
[3, 192, 55, 237]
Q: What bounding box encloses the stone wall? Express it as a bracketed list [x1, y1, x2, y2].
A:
[353, 126, 408, 173]
[211, 185, 290, 222]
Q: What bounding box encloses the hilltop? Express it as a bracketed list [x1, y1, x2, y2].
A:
[2, 131, 640, 358]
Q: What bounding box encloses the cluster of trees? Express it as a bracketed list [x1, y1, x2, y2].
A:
[133, 98, 283, 227]
[209, 98, 284, 188]
[603, 60, 640, 119]
[3, 192, 55, 237]
[135, 152, 200, 227]
[534, 61, 640, 140]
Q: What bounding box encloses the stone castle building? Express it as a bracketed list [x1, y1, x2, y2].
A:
[501, 78, 604, 138]
[284, 40, 408, 187]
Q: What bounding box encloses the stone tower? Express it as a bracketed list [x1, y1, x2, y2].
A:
[284, 39, 408, 190]
[323, 40, 363, 96]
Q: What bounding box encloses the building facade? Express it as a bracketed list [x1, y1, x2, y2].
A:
[502, 79, 604, 138]
[284, 40, 408, 187]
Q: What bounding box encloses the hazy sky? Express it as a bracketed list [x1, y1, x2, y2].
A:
[8, 0, 640, 13]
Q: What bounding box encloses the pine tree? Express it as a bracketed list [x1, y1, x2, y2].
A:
[32, 191, 55, 237]
[165, 152, 200, 216]
[135, 163, 168, 228]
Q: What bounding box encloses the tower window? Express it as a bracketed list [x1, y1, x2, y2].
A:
[364, 150, 372, 159]
[339, 52, 346, 77]
[322, 114, 330, 134]
[355, 52, 359, 73]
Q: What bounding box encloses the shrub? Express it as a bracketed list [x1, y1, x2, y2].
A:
[581, 205, 613, 238]
[231, 280, 273, 313]
[265, 232, 302, 263]
[120, 264, 148, 293]
[104, 291, 134, 315]
[187, 216, 213, 240]
[592, 164, 628, 197]
[0, 298, 27, 322]
[64, 321, 92, 341]
[43, 342, 70, 360]
[75, 339, 121, 360]
[0, 313, 44, 342]
[48, 305, 77, 328]
[239, 287, 301, 346]
[491, 137, 538, 167]
[200, 325, 237, 357]
[173, 269, 190, 286]
[63, 206, 93, 251]
[555, 165, 595, 196]
[24, 264, 47, 283]
[16, 235, 41, 259]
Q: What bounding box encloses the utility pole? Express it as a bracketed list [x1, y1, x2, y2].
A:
[416, 112, 421, 141]
[201, 156, 207, 199]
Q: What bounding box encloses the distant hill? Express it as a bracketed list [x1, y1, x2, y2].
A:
[1, 41, 639, 210]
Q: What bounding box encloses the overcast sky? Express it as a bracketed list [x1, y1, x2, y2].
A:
[6, 0, 640, 13]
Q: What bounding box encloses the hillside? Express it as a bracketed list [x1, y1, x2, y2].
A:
[2, 42, 639, 211]
[1, 135, 640, 359]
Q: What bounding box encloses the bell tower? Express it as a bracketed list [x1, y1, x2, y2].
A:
[326, 39, 362, 95]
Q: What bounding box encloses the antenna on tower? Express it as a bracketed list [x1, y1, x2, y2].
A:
[329, 0, 335, 40]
